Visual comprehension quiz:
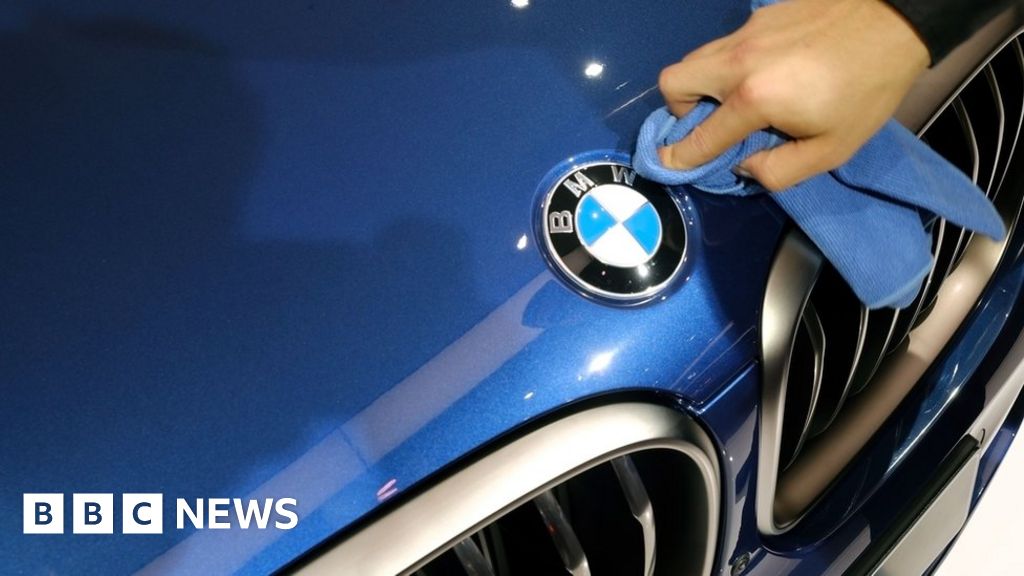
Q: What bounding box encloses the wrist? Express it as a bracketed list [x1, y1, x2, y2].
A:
[869, 0, 932, 69]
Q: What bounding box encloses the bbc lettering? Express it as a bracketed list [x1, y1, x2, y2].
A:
[23, 494, 298, 534]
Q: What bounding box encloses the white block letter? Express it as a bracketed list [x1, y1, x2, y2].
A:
[177, 498, 203, 529]
[208, 498, 230, 529]
[23, 494, 63, 534]
[275, 498, 299, 530]
[73, 493, 113, 534]
[123, 494, 163, 534]
[233, 498, 272, 529]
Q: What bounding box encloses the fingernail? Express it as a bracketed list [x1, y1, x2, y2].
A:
[733, 165, 753, 179]
[658, 146, 675, 168]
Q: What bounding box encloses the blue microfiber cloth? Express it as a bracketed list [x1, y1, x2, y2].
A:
[634, 5, 1005, 308]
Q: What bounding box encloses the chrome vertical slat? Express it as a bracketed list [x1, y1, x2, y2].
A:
[908, 220, 948, 329]
[983, 65, 1007, 199]
[994, 40, 1024, 195]
[807, 271, 868, 436]
[784, 302, 826, 468]
[811, 303, 867, 433]
[919, 69, 1007, 321]
[452, 538, 496, 576]
[888, 98, 981, 354]
[948, 98, 982, 268]
[848, 307, 899, 395]
[950, 68, 1002, 269]
[611, 456, 656, 576]
[533, 491, 591, 576]
[886, 220, 941, 354]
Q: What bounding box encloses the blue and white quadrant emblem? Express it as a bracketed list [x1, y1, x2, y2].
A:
[541, 161, 687, 302]
[577, 185, 662, 268]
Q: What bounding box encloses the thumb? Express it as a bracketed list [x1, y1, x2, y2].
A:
[738, 138, 839, 192]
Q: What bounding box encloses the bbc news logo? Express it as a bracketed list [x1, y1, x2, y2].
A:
[23, 494, 298, 534]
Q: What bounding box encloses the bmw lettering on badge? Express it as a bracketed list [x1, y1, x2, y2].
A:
[542, 161, 686, 303]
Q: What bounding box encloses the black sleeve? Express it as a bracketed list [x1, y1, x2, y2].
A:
[884, 0, 1018, 63]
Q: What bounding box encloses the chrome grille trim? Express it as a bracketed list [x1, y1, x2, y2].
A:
[759, 27, 1024, 534]
[297, 403, 720, 575]
[757, 231, 823, 534]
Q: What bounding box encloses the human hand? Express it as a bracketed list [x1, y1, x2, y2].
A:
[657, 0, 930, 191]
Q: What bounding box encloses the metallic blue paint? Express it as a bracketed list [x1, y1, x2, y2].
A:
[1, 1, 762, 573]
[2, 0, 1022, 574]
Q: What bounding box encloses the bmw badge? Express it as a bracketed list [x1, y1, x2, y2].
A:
[541, 160, 687, 303]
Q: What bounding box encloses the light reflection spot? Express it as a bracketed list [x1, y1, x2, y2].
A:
[376, 478, 399, 502]
[587, 350, 616, 375]
[584, 62, 605, 79]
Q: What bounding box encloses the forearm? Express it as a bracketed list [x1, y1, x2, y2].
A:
[884, 0, 1018, 63]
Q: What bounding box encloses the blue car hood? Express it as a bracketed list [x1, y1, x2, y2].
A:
[0, 1, 772, 573]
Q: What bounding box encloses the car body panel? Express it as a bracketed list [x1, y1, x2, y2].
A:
[4, 1, 1024, 574]
[0, 1, 774, 573]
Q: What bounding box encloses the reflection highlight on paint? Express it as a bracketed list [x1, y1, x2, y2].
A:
[584, 61, 605, 79]
[587, 350, 616, 375]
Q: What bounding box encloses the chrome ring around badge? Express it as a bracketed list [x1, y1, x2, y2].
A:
[541, 161, 687, 303]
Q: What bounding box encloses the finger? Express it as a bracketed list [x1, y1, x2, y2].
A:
[738, 137, 843, 191]
[659, 95, 769, 169]
[658, 54, 738, 118]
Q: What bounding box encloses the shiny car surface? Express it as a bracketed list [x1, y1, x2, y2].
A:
[3, 1, 1024, 575]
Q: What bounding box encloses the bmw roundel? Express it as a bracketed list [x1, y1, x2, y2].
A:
[541, 161, 687, 302]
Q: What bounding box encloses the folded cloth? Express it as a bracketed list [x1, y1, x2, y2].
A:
[634, 97, 1004, 309]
